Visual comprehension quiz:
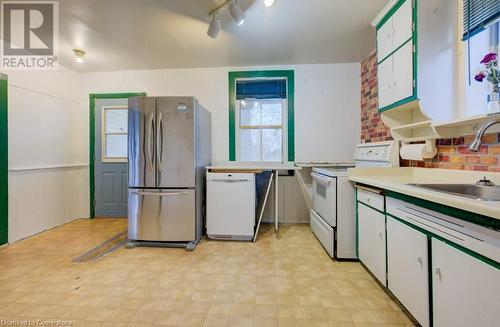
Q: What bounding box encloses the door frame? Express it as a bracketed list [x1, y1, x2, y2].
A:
[0, 73, 7, 244]
[89, 92, 146, 218]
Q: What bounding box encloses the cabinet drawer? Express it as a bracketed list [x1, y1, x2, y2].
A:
[310, 209, 334, 258]
[357, 189, 384, 212]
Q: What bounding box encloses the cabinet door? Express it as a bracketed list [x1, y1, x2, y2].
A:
[378, 56, 393, 109]
[392, 41, 414, 104]
[392, 0, 413, 49]
[387, 217, 429, 327]
[358, 203, 386, 285]
[432, 239, 500, 327]
[377, 18, 393, 62]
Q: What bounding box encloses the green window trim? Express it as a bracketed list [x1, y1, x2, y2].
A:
[0, 74, 7, 245]
[228, 70, 295, 162]
[89, 92, 146, 219]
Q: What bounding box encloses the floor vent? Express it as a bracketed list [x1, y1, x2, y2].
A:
[72, 231, 127, 263]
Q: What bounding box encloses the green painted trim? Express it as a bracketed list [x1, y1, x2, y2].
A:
[387, 212, 500, 270]
[357, 201, 386, 216]
[376, 0, 408, 31]
[0, 77, 7, 245]
[385, 191, 500, 231]
[355, 190, 359, 258]
[378, 95, 418, 113]
[377, 37, 413, 65]
[228, 70, 295, 162]
[89, 92, 146, 219]
[427, 236, 433, 327]
[412, 0, 418, 99]
[433, 236, 500, 271]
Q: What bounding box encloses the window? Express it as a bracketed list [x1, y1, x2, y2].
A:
[461, 0, 500, 117]
[237, 98, 287, 161]
[102, 106, 128, 162]
[228, 70, 295, 163]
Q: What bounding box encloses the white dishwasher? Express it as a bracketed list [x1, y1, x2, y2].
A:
[206, 173, 255, 241]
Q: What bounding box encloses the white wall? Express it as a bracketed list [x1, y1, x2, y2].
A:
[81, 63, 361, 165]
[5, 67, 88, 242]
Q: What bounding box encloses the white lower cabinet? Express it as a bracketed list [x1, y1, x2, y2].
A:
[387, 217, 429, 327]
[432, 238, 500, 327]
[358, 203, 386, 285]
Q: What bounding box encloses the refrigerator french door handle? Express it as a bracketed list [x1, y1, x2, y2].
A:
[157, 112, 164, 170]
[130, 190, 190, 196]
[147, 113, 155, 170]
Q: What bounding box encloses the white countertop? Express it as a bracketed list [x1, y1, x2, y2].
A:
[207, 162, 300, 170]
[348, 167, 500, 220]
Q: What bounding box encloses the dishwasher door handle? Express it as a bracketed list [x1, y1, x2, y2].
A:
[210, 179, 251, 183]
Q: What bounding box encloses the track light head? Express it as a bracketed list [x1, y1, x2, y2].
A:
[207, 15, 221, 39]
[229, 0, 245, 26]
[263, 0, 275, 7]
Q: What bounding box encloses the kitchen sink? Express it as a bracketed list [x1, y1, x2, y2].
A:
[407, 183, 500, 201]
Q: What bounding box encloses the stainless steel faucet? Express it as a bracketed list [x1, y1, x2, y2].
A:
[467, 117, 500, 152]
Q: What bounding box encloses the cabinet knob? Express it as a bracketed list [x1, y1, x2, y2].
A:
[366, 198, 371, 203]
[378, 232, 383, 241]
[417, 256, 423, 267]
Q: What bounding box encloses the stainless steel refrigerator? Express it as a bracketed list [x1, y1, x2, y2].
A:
[127, 96, 211, 250]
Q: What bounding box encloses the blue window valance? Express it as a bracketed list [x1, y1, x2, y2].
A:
[236, 79, 287, 100]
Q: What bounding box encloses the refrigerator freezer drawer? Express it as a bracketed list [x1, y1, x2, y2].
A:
[128, 188, 195, 242]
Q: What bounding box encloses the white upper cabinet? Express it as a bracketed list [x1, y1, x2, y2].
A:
[377, 18, 394, 62]
[391, 0, 413, 50]
[377, 0, 413, 63]
[375, 0, 458, 126]
[391, 41, 414, 103]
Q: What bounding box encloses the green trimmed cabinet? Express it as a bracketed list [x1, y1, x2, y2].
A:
[432, 238, 500, 327]
[375, 0, 458, 125]
[377, 0, 414, 110]
[387, 216, 429, 327]
[357, 189, 387, 286]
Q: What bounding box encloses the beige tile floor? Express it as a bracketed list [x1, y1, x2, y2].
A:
[0, 219, 414, 327]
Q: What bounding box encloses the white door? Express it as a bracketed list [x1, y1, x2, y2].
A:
[358, 203, 386, 285]
[392, 41, 414, 104]
[432, 238, 500, 327]
[377, 17, 393, 62]
[387, 217, 429, 327]
[378, 56, 394, 109]
[392, 0, 413, 49]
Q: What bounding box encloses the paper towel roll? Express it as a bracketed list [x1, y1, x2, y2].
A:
[400, 143, 437, 161]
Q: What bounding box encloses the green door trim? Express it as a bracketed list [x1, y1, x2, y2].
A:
[228, 70, 295, 162]
[0, 74, 7, 245]
[89, 92, 146, 218]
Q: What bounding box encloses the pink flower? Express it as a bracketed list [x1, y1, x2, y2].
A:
[474, 72, 486, 82]
[480, 52, 497, 64]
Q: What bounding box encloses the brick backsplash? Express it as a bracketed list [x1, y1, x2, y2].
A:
[360, 52, 392, 143]
[360, 51, 500, 171]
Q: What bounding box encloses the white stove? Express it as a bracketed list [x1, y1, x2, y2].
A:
[310, 141, 399, 260]
[354, 141, 399, 168]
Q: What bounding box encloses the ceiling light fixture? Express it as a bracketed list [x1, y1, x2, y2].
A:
[207, 15, 221, 39]
[263, 0, 275, 7]
[73, 48, 85, 63]
[229, 0, 245, 26]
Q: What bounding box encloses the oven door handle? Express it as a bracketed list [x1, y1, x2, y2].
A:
[311, 172, 334, 185]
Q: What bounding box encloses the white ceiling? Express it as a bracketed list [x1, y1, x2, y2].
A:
[58, 0, 387, 72]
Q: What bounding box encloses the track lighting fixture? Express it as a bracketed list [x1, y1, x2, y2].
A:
[229, 0, 245, 26]
[263, 0, 275, 7]
[73, 48, 85, 63]
[207, 0, 274, 39]
[207, 15, 221, 39]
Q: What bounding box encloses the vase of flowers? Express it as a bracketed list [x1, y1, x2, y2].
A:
[475, 52, 499, 114]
